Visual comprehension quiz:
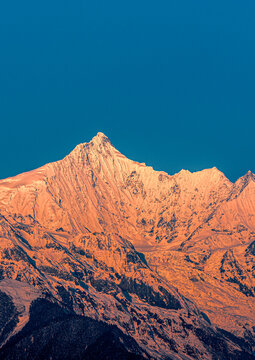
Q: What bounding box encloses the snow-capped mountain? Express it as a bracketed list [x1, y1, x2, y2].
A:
[0, 133, 254, 359]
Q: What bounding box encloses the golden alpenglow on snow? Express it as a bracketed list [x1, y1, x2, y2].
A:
[0, 133, 254, 359]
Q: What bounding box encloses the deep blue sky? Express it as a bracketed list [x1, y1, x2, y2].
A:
[0, 1, 254, 182]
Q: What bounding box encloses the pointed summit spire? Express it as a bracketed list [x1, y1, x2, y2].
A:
[246, 170, 254, 176]
[91, 132, 110, 143]
[94, 132, 108, 139]
[237, 170, 255, 182]
[243, 170, 255, 182]
[89, 132, 112, 149]
[231, 170, 255, 197]
[66, 132, 114, 162]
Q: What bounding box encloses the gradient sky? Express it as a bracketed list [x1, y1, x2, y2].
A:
[0, 1, 254, 182]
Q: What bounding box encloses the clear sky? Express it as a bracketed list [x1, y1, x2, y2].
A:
[0, 1, 254, 182]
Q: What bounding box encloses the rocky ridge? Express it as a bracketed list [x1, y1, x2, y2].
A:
[0, 132, 254, 359]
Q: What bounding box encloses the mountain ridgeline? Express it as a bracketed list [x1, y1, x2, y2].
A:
[0, 133, 254, 359]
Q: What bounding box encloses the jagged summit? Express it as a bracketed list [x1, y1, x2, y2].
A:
[89, 131, 111, 146]
[92, 131, 109, 140]
[91, 132, 114, 151]
[0, 132, 255, 359]
[233, 169, 255, 188]
[174, 166, 231, 186]
[243, 170, 255, 181]
[65, 132, 114, 161]
[234, 170, 255, 182]
[228, 169, 255, 199]
[64, 134, 233, 188]
[0, 132, 233, 185]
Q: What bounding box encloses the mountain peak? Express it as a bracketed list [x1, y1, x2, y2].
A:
[245, 170, 255, 178]
[242, 170, 255, 185]
[230, 170, 255, 198]
[92, 132, 109, 141]
[67, 132, 113, 160]
[237, 170, 255, 184]
[176, 166, 229, 182]
[89, 132, 112, 147]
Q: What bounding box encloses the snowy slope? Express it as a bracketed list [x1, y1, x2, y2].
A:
[0, 132, 254, 359]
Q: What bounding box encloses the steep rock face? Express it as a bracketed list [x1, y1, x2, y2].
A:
[0, 133, 254, 359]
[0, 213, 243, 360]
[154, 169, 255, 339]
[0, 299, 147, 360]
[0, 133, 233, 251]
